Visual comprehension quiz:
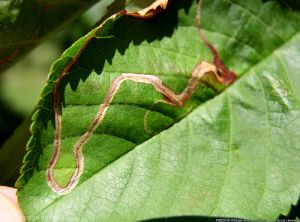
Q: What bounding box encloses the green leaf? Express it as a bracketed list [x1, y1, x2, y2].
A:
[0, 0, 102, 74]
[17, 0, 300, 221]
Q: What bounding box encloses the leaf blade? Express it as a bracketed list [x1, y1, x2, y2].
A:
[17, 0, 300, 220]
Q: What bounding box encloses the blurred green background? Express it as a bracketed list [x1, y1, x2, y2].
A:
[0, 0, 112, 147]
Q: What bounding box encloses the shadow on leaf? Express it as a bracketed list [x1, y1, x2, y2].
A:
[21, 0, 195, 185]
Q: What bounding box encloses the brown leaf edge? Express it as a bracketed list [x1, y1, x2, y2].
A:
[126, 0, 173, 19]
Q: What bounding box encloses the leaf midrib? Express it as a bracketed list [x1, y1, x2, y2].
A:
[240, 30, 300, 76]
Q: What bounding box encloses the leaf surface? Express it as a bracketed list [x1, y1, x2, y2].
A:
[17, 0, 300, 221]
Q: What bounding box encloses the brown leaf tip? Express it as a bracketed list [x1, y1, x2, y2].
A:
[127, 0, 173, 19]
